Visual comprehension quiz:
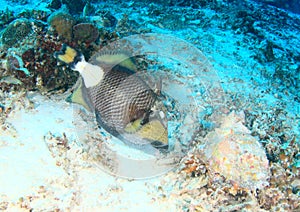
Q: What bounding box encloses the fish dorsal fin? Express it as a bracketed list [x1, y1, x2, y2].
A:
[66, 77, 94, 112]
[90, 50, 136, 72]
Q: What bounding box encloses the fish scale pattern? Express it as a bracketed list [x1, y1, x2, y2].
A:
[88, 67, 156, 134]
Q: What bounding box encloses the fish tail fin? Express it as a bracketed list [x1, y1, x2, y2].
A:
[54, 44, 83, 69]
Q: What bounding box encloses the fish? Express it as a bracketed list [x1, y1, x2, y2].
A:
[54, 44, 168, 151]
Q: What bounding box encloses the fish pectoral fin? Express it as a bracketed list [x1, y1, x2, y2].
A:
[65, 77, 93, 112]
[124, 118, 143, 133]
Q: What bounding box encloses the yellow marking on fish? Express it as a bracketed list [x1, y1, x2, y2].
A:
[125, 118, 168, 145]
[137, 120, 168, 145]
[95, 52, 136, 70]
[124, 118, 143, 133]
[57, 46, 78, 64]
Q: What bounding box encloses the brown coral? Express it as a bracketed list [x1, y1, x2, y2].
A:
[47, 10, 75, 41]
[73, 23, 99, 44]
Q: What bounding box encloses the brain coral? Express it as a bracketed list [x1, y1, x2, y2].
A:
[202, 111, 270, 190]
[1, 18, 32, 46]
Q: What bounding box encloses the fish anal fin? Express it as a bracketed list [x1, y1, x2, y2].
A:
[66, 77, 93, 112]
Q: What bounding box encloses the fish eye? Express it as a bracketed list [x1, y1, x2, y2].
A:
[149, 110, 155, 117]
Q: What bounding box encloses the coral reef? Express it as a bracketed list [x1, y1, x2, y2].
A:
[0, 4, 104, 94]
[101, 11, 118, 29]
[48, 0, 62, 10]
[62, 0, 86, 14]
[6, 51, 30, 77]
[47, 9, 75, 41]
[21, 33, 79, 93]
[1, 18, 32, 46]
[0, 25, 79, 93]
[0, 8, 15, 28]
[19, 9, 50, 22]
[73, 23, 99, 44]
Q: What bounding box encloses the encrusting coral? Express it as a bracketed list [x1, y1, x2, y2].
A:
[73, 23, 99, 44]
[1, 18, 32, 46]
[47, 8, 75, 41]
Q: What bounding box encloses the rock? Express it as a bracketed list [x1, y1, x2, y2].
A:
[202, 111, 270, 190]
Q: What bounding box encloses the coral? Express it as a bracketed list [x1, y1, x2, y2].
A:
[0, 7, 100, 94]
[0, 8, 15, 28]
[73, 23, 99, 44]
[258, 186, 299, 210]
[11, 0, 28, 5]
[20, 33, 79, 93]
[48, 0, 62, 10]
[181, 152, 207, 177]
[116, 14, 149, 37]
[82, 1, 96, 17]
[102, 12, 118, 28]
[19, 9, 50, 22]
[47, 9, 75, 41]
[6, 52, 30, 76]
[1, 23, 80, 93]
[245, 104, 299, 164]
[62, 0, 86, 14]
[1, 18, 32, 46]
[202, 111, 270, 190]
